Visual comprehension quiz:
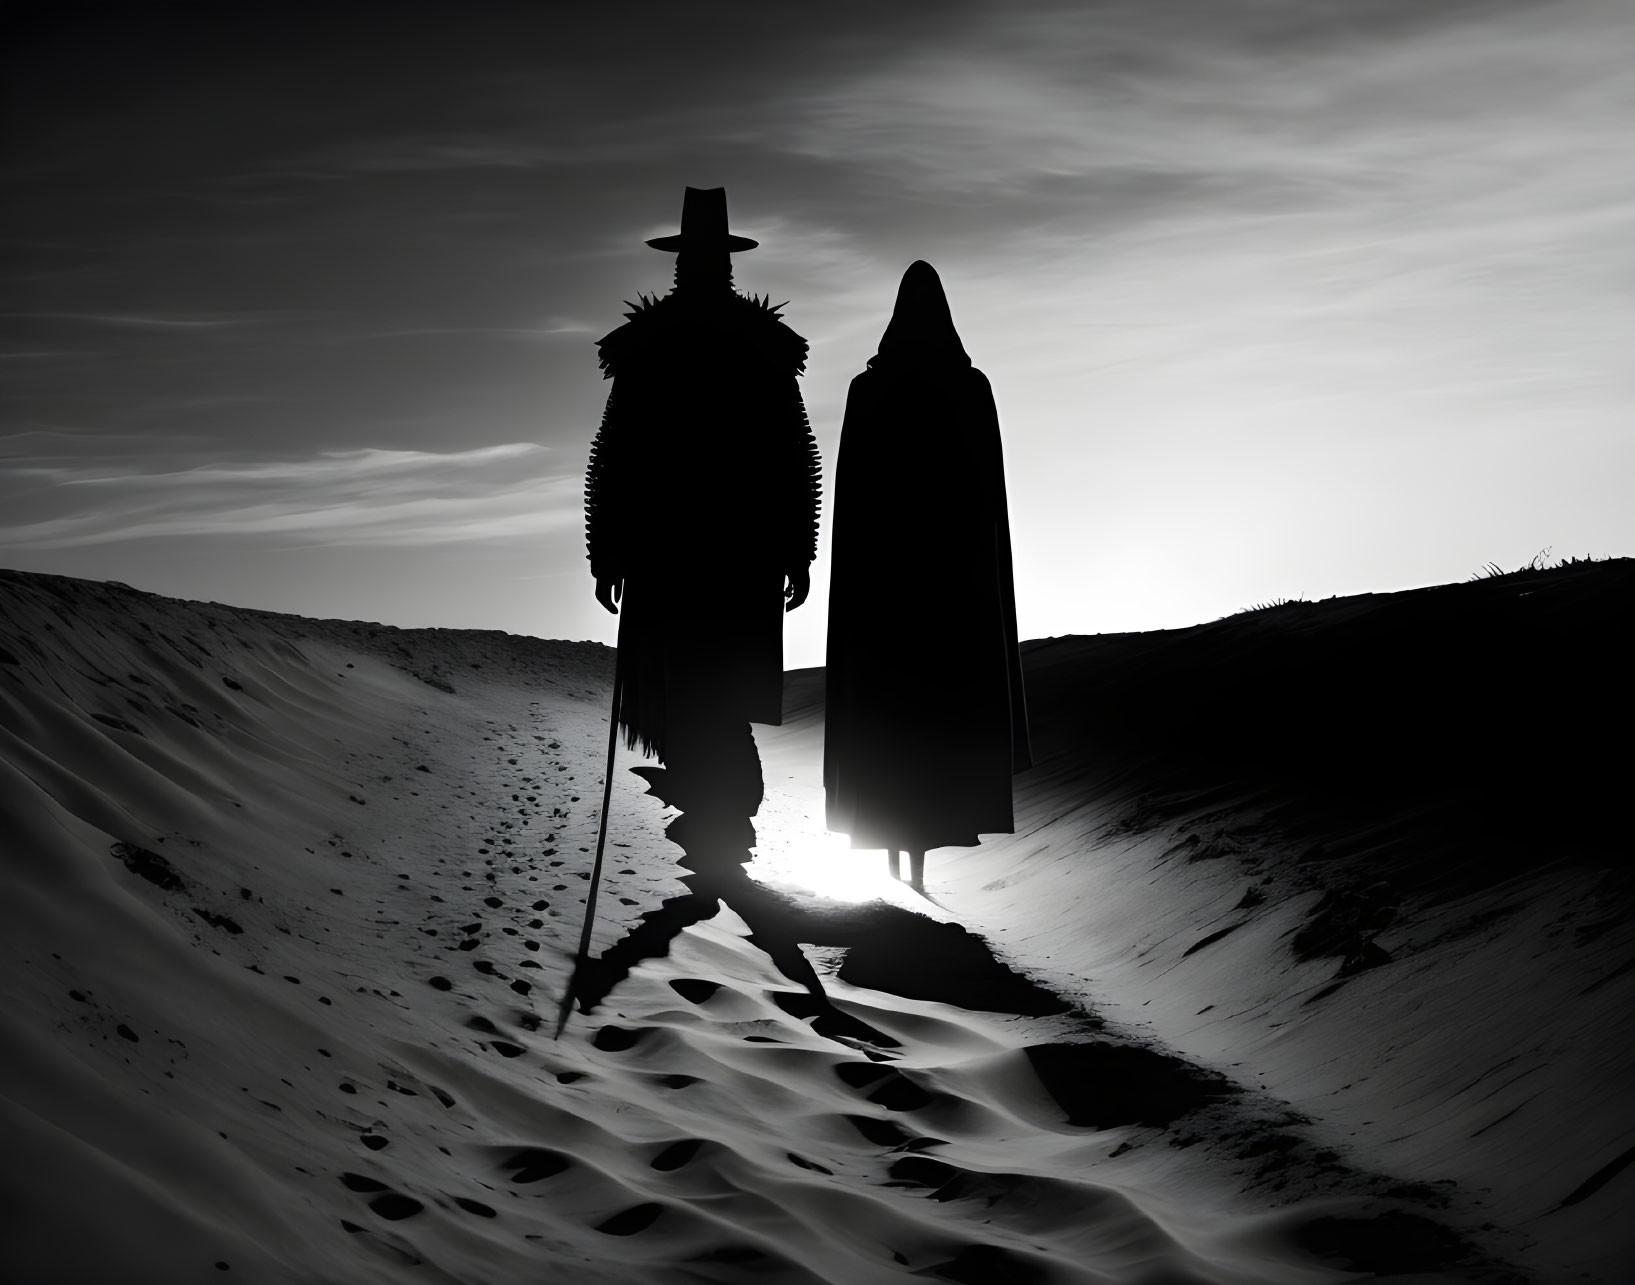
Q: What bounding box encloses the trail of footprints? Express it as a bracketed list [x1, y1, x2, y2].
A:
[322, 710, 703, 1257]
[408, 713, 653, 1002]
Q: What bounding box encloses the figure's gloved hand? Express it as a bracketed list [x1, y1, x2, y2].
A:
[784, 565, 810, 612]
[595, 578, 623, 614]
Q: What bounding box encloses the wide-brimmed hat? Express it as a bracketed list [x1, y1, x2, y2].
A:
[646, 186, 758, 253]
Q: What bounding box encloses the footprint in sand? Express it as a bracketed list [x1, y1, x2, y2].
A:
[918, 1242, 1051, 1284]
[591, 1024, 650, 1052]
[649, 1138, 705, 1171]
[833, 1061, 940, 1112]
[841, 1114, 918, 1148]
[593, 1202, 663, 1235]
[339, 1173, 424, 1221]
[499, 1148, 572, 1183]
[668, 978, 721, 1004]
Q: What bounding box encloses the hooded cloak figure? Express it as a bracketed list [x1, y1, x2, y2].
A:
[823, 261, 1030, 891]
[584, 187, 820, 814]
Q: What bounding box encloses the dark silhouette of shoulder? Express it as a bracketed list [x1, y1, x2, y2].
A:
[597, 292, 808, 378]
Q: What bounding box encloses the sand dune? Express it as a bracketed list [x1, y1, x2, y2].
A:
[2, 564, 1630, 1283]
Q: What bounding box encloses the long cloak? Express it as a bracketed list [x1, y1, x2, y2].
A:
[823, 262, 1030, 851]
[584, 291, 820, 762]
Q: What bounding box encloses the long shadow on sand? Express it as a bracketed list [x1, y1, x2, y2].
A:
[574, 762, 1064, 1048]
[569, 759, 1515, 1283]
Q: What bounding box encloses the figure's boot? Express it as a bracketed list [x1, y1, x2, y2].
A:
[907, 850, 926, 894]
[887, 850, 901, 882]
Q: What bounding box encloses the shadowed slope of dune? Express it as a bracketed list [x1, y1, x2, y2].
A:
[820, 557, 1631, 1285]
[2, 564, 1630, 1283]
[1018, 557, 1634, 906]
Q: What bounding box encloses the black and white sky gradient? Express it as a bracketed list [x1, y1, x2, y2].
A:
[3, 1, 1629, 665]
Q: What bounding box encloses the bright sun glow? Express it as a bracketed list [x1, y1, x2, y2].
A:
[746, 825, 910, 904]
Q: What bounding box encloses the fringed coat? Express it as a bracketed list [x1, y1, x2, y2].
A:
[584, 291, 821, 761]
[824, 264, 1029, 851]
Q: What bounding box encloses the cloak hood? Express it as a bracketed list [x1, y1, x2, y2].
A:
[867, 260, 970, 371]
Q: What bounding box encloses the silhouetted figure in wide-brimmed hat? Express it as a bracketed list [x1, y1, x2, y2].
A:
[576, 188, 877, 1039]
[585, 186, 820, 811]
[824, 260, 1031, 893]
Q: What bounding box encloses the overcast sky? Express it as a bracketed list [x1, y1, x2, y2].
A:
[3, 0, 1629, 667]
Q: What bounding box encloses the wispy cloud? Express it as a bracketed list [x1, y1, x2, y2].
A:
[776, 0, 1631, 399]
[0, 443, 582, 548]
[285, 134, 577, 175]
[781, 3, 1630, 204]
[341, 324, 597, 342]
[271, 118, 755, 183]
[0, 312, 261, 331]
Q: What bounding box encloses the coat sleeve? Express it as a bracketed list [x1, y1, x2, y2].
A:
[583, 378, 625, 583]
[784, 375, 822, 567]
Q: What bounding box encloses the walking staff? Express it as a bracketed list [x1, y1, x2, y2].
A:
[552, 648, 622, 1039]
